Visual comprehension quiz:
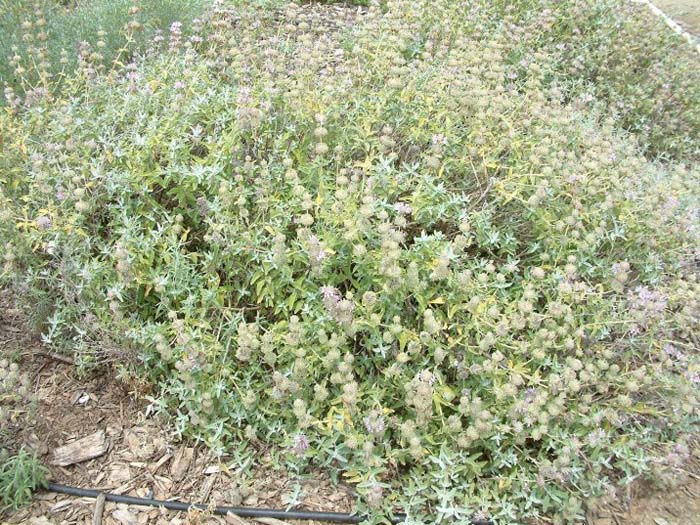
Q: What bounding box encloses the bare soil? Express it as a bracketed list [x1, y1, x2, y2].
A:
[589, 472, 700, 525]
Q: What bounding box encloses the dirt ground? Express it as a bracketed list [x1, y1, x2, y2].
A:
[588, 471, 700, 525]
[654, 0, 700, 36]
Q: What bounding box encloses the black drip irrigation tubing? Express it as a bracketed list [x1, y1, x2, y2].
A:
[46, 482, 494, 524]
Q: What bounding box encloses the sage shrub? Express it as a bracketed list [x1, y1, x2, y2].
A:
[1, 1, 699, 523]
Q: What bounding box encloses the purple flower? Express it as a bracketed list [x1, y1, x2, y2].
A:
[363, 410, 386, 435]
[292, 433, 309, 456]
[196, 196, 209, 216]
[321, 285, 341, 308]
[664, 344, 686, 362]
[611, 262, 627, 276]
[320, 286, 353, 326]
[307, 235, 326, 264]
[662, 196, 680, 214]
[418, 369, 436, 385]
[169, 22, 183, 50]
[431, 134, 447, 146]
[580, 93, 594, 104]
[367, 485, 383, 509]
[393, 202, 412, 215]
[628, 286, 667, 315]
[587, 428, 606, 447]
[524, 387, 536, 403]
[35, 216, 52, 230]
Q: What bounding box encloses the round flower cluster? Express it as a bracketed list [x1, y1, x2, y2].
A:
[0, 359, 35, 430]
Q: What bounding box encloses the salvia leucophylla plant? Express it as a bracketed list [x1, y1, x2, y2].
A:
[0, 0, 699, 523]
[469, 0, 700, 161]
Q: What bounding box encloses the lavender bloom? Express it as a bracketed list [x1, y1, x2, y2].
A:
[320, 286, 353, 326]
[23, 87, 49, 107]
[196, 196, 210, 216]
[321, 285, 341, 310]
[292, 433, 310, 456]
[662, 196, 680, 216]
[664, 344, 687, 362]
[627, 285, 668, 334]
[587, 428, 606, 447]
[35, 216, 52, 229]
[418, 369, 436, 385]
[366, 485, 383, 509]
[431, 133, 447, 146]
[611, 262, 627, 276]
[169, 22, 183, 51]
[524, 387, 537, 403]
[393, 202, 412, 215]
[628, 285, 667, 315]
[307, 235, 326, 264]
[363, 410, 386, 435]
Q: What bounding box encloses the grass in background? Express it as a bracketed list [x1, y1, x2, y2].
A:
[0, 0, 206, 94]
